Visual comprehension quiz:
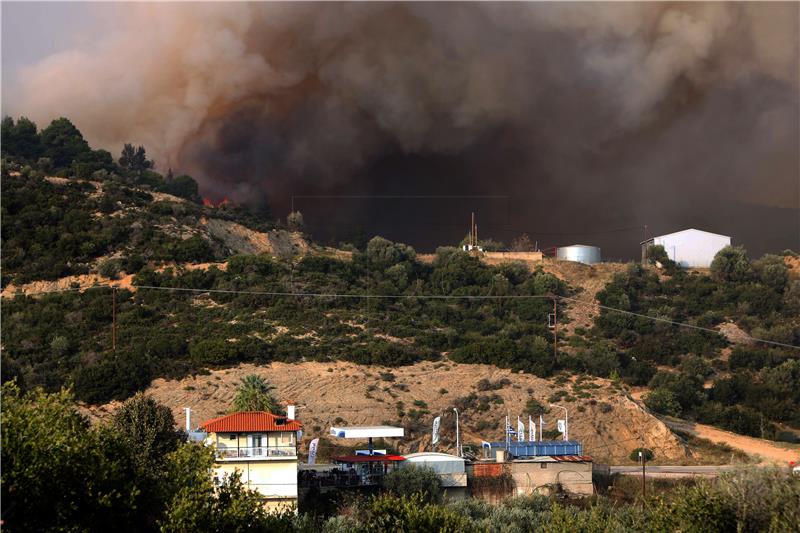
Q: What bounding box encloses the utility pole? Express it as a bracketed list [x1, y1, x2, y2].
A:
[112, 287, 117, 352]
[453, 408, 461, 457]
[640, 450, 646, 509]
[553, 298, 558, 360]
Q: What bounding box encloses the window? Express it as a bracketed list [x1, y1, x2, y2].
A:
[228, 434, 236, 440]
[540, 463, 547, 469]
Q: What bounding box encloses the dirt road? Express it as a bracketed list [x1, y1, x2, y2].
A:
[665, 419, 799, 465]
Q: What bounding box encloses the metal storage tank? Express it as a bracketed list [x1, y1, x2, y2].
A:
[556, 244, 601, 265]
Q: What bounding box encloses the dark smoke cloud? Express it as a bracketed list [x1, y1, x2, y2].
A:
[9, 2, 799, 257]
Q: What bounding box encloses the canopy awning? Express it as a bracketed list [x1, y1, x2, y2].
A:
[329, 426, 404, 439]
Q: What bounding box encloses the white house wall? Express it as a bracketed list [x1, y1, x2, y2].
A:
[215, 460, 299, 499]
[653, 230, 730, 268]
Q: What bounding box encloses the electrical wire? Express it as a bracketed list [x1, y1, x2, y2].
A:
[10, 283, 799, 350]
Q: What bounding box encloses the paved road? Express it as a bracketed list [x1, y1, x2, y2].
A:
[610, 465, 746, 477]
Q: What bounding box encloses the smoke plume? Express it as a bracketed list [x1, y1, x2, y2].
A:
[7, 2, 799, 256]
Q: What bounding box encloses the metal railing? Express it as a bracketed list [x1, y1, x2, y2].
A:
[215, 446, 296, 459]
[298, 469, 385, 488]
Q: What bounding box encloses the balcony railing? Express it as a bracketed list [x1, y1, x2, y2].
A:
[215, 446, 296, 459]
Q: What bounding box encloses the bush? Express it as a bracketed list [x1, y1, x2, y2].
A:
[629, 448, 655, 462]
[98, 258, 122, 279]
[710, 246, 753, 283]
[73, 351, 152, 403]
[643, 388, 681, 416]
[476, 378, 510, 391]
[189, 339, 238, 365]
[525, 397, 548, 415]
[159, 175, 199, 202]
[383, 466, 442, 504]
[286, 211, 304, 231]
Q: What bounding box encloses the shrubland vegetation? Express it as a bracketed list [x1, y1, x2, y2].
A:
[1, 242, 565, 404]
[2, 115, 799, 443]
[591, 247, 800, 440]
[1, 116, 270, 284]
[314, 470, 800, 532]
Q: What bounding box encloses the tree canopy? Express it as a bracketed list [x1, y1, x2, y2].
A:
[232, 374, 281, 413]
[40, 117, 91, 168]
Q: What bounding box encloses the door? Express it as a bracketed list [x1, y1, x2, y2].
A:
[250, 434, 264, 456]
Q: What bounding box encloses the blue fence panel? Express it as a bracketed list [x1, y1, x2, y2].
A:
[489, 440, 583, 457]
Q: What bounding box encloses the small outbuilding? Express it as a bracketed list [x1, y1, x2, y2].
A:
[508, 455, 594, 496]
[641, 228, 731, 268]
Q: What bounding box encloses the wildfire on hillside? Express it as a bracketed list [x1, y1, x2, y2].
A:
[202, 197, 230, 208]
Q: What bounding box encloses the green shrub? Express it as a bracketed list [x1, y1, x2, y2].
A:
[643, 388, 681, 416]
[525, 397, 548, 415]
[629, 448, 654, 462]
[383, 466, 442, 504]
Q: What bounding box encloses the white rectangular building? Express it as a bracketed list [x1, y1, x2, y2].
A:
[641, 228, 731, 268]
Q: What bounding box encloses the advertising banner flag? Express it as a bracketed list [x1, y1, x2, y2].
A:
[517, 417, 525, 442]
[539, 415, 544, 441]
[557, 419, 566, 434]
[432, 416, 441, 445]
[308, 438, 319, 465]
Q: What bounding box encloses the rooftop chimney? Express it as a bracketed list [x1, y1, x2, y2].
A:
[287, 405, 296, 420]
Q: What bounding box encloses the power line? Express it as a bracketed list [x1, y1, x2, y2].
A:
[298, 220, 643, 236]
[291, 195, 511, 199]
[290, 194, 510, 212]
[11, 283, 799, 350]
[558, 295, 800, 350]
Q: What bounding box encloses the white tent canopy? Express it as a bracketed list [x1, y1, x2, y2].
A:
[329, 426, 404, 439]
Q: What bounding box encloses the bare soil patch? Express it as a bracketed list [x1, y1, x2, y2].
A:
[86, 360, 687, 464]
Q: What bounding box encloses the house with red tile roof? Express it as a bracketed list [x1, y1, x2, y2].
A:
[201, 409, 302, 511]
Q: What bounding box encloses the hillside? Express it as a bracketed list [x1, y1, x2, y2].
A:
[86, 360, 688, 465]
[2, 117, 800, 462]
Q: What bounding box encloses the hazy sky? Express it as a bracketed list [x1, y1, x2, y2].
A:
[4, 3, 97, 91]
[2, 2, 798, 257]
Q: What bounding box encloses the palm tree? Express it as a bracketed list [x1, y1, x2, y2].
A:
[231, 374, 280, 413]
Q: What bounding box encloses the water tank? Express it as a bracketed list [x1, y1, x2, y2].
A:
[556, 244, 601, 265]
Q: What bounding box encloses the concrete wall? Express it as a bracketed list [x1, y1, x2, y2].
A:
[483, 251, 543, 263]
[509, 461, 594, 496]
[652, 230, 730, 268]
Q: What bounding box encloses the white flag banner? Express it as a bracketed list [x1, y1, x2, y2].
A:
[557, 419, 566, 434]
[432, 416, 441, 445]
[529, 416, 536, 442]
[539, 414, 544, 441]
[308, 438, 319, 465]
[517, 417, 525, 442]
